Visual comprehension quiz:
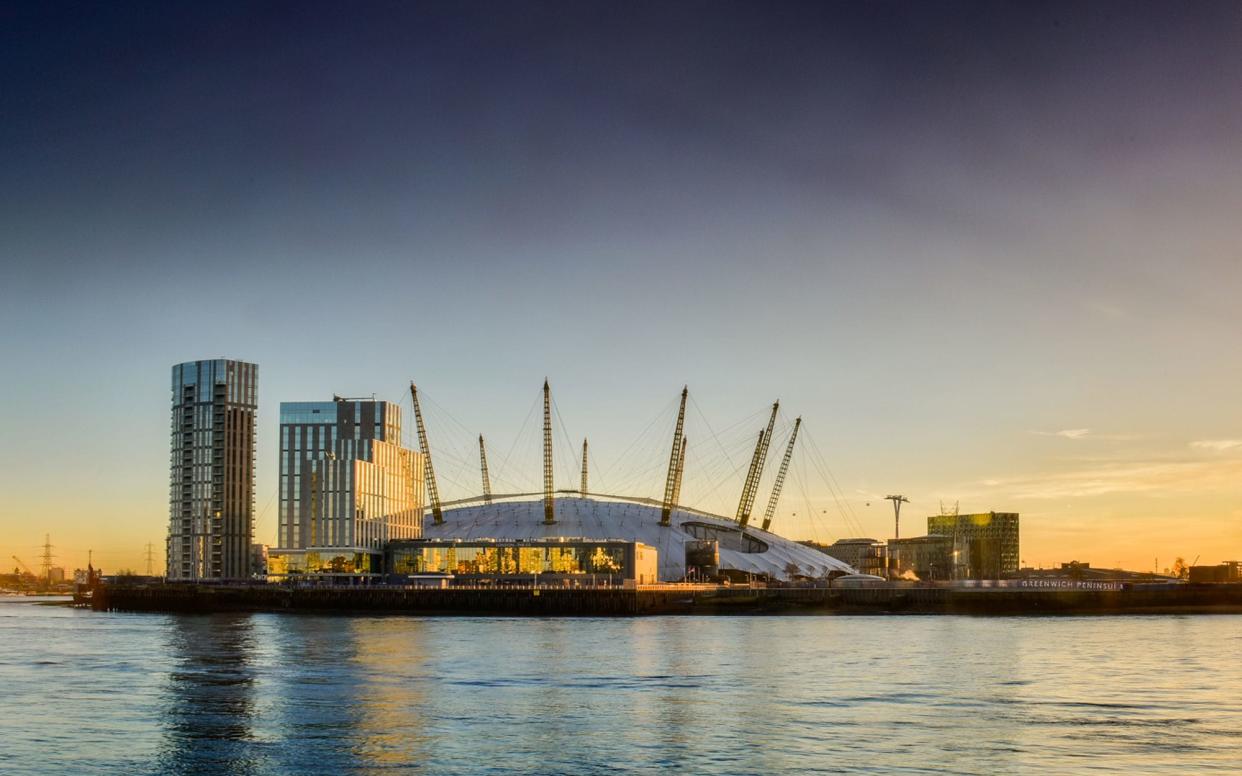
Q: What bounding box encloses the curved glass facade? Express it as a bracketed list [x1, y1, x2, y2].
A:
[386, 540, 657, 584]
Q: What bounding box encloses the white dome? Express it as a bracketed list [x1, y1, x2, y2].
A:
[421, 495, 854, 581]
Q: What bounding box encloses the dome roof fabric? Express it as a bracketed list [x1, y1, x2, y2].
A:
[421, 496, 853, 581]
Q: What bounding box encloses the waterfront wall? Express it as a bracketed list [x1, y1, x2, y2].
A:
[91, 582, 1242, 616]
[92, 583, 642, 616]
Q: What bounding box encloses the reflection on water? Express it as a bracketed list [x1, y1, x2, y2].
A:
[3, 600, 1242, 775]
[343, 618, 433, 768]
[159, 615, 261, 775]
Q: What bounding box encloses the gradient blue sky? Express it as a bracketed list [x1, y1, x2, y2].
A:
[2, 1, 1241, 573]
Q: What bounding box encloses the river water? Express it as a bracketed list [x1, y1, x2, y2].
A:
[3, 598, 1240, 774]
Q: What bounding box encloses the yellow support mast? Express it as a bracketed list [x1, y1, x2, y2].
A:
[761, 417, 800, 532]
[479, 435, 492, 504]
[542, 380, 555, 525]
[660, 387, 688, 526]
[736, 401, 779, 527]
[670, 436, 687, 514]
[409, 382, 443, 526]
[580, 438, 589, 495]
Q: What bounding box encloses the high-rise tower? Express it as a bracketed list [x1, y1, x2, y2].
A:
[167, 359, 258, 580]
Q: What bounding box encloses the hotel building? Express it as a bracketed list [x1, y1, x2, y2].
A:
[269, 397, 423, 578]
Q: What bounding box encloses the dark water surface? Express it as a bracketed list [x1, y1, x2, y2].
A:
[3, 598, 1241, 774]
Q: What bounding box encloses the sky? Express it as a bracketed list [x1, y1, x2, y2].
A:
[2, 1, 1240, 575]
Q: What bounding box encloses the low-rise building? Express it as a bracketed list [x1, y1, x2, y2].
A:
[1189, 562, 1242, 583]
[684, 540, 719, 579]
[812, 538, 887, 577]
[250, 544, 269, 577]
[887, 535, 953, 581]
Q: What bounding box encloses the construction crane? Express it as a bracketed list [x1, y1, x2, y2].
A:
[12, 556, 35, 578]
[409, 382, 443, 525]
[761, 417, 800, 532]
[479, 435, 492, 504]
[736, 401, 779, 527]
[542, 379, 555, 525]
[660, 387, 688, 526]
[580, 438, 589, 495]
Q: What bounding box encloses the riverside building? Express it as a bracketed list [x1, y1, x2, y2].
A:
[268, 397, 423, 579]
[167, 359, 258, 580]
[886, 513, 1020, 581]
[927, 512, 1020, 580]
[887, 535, 953, 581]
[814, 538, 888, 577]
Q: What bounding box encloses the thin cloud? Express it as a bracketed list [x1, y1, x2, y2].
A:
[1084, 300, 1130, 320]
[1032, 428, 1092, 439]
[974, 458, 1242, 500]
[1030, 429, 1142, 442]
[1191, 439, 1242, 452]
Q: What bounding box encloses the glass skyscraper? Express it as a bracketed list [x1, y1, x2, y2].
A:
[270, 398, 422, 577]
[167, 359, 258, 580]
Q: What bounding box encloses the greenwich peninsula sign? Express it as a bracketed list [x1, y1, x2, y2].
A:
[953, 579, 1127, 592]
[1013, 579, 1125, 592]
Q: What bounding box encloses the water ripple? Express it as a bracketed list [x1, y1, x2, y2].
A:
[2, 601, 1241, 774]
